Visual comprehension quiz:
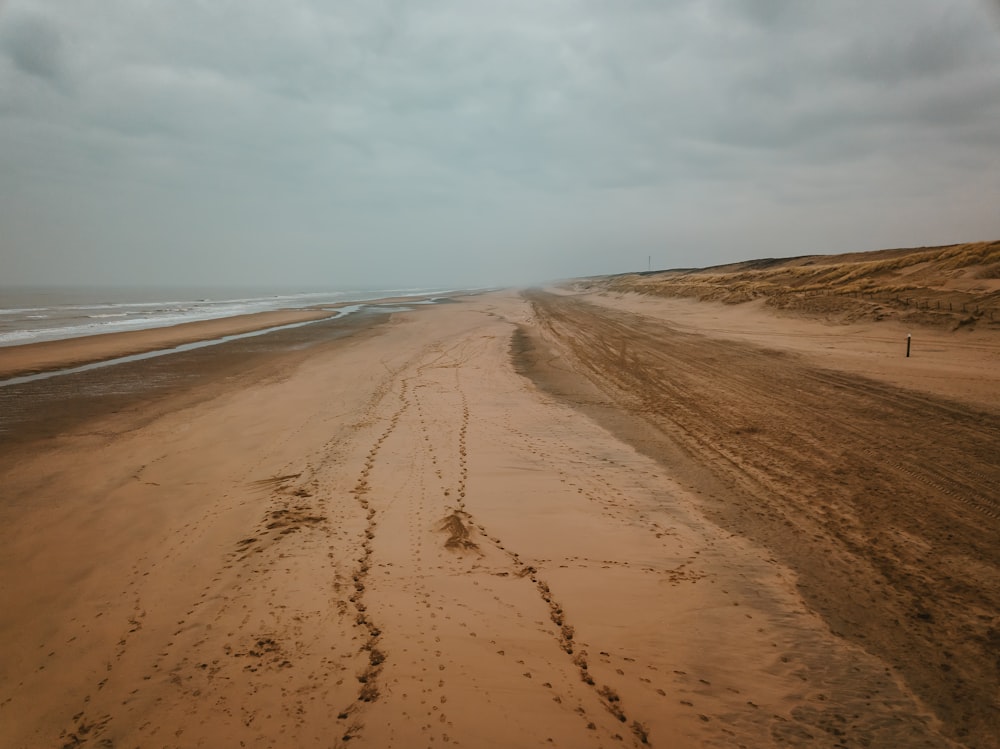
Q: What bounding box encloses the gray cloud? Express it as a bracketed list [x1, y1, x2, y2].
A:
[1, 0, 999, 288]
[0, 8, 66, 85]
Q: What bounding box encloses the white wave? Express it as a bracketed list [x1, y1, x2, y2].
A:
[0, 330, 37, 343]
[0, 287, 465, 348]
[0, 307, 49, 315]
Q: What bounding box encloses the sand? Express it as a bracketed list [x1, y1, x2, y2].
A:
[0, 289, 996, 748]
[566, 289, 1000, 411]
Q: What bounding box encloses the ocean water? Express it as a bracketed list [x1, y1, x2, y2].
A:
[0, 286, 450, 347]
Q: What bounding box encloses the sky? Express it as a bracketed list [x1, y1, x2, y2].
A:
[1, 1, 1000, 289]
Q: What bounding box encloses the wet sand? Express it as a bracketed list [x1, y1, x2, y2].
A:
[0, 308, 336, 379]
[0, 290, 996, 748]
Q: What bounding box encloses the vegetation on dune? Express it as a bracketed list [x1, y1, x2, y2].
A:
[580, 241, 1000, 329]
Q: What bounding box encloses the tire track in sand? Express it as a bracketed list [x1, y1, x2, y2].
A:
[523, 290, 1000, 748]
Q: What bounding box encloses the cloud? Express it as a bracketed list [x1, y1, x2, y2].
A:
[0, 7, 67, 86]
[0, 0, 999, 287]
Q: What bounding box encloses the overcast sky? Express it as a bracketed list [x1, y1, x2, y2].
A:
[2, 1, 999, 289]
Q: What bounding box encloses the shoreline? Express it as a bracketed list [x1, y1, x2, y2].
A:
[0, 295, 448, 380]
[0, 300, 407, 455]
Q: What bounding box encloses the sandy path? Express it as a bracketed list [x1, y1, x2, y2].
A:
[0, 292, 972, 748]
[568, 290, 1000, 411]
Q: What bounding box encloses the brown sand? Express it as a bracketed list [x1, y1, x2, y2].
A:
[558, 289, 1000, 411]
[0, 286, 996, 748]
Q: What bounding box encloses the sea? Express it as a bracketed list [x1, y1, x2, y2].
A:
[0, 286, 452, 348]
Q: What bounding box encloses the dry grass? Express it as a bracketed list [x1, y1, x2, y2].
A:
[576, 241, 1000, 330]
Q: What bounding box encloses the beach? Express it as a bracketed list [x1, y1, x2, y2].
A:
[0, 286, 997, 748]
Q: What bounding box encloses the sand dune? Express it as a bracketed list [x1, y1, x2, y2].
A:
[583, 240, 1000, 331]
[0, 248, 997, 748]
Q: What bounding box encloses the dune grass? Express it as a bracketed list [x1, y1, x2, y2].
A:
[581, 241, 1000, 329]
